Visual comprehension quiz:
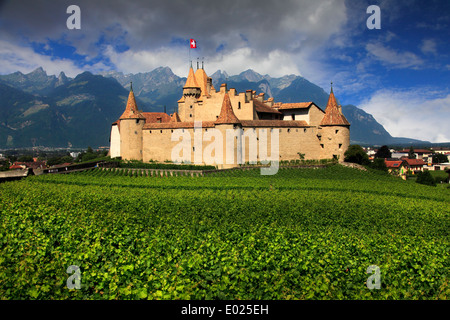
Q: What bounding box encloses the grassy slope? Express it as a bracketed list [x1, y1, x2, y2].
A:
[0, 165, 448, 300]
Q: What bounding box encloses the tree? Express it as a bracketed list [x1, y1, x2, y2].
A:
[416, 170, 436, 186]
[368, 158, 388, 172]
[374, 145, 391, 159]
[86, 146, 94, 154]
[408, 146, 416, 159]
[81, 152, 98, 162]
[432, 153, 448, 164]
[344, 145, 369, 165]
[0, 159, 10, 171]
[18, 155, 34, 162]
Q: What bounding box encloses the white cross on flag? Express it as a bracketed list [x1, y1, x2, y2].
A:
[190, 39, 197, 49]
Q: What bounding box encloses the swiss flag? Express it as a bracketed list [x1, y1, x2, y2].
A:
[190, 39, 197, 49]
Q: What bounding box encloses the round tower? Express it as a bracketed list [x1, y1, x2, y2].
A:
[119, 84, 146, 161]
[319, 85, 350, 162]
[180, 65, 201, 121]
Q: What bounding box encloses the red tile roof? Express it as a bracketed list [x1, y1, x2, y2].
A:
[143, 121, 216, 129]
[240, 120, 309, 128]
[274, 102, 314, 110]
[9, 164, 24, 170]
[399, 149, 432, 154]
[404, 158, 426, 166]
[215, 92, 241, 124]
[142, 112, 171, 123]
[385, 159, 404, 168]
[253, 99, 282, 114]
[170, 112, 181, 122]
[320, 90, 350, 126]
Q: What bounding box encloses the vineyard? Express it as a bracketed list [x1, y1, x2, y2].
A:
[0, 165, 448, 299]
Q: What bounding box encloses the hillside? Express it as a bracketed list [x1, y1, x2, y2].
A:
[0, 71, 153, 148]
[0, 165, 448, 299]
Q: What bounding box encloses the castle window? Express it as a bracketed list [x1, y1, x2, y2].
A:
[136, 119, 140, 124]
[238, 102, 241, 109]
[134, 131, 137, 135]
[216, 116, 218, 119]
[287, 129, 291, 133]
[171, 130, 173, 133]
[190, 114, 192, 117]
[304, 128, 307, 133]
[320, 144, 324, 149]
[149, 130, 152, 133]
[160, 130, 163, 133]
[190, 105, 193, 109]
[205, 128, 208, 132]
[335, 130, 339, 134]
[339, 144, 342, 149]
[193, 147, 195, 152]
[292, 114, 295, 120]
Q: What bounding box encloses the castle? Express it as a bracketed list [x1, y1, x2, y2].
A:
[109, 65, 350, 168]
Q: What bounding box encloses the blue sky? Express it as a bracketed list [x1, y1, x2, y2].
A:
[0, 0, 449, 142]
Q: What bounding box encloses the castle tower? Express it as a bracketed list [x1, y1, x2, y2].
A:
[119, 84, 146, 161]
[179, 66, 201, 121]
[194, 64, 211, 97]
[215, 92, 242, 168]
[319, 85, 350, 162]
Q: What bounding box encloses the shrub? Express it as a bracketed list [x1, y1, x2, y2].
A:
[415, 170, 436, 186]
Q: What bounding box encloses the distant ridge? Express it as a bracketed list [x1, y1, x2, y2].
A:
[0, 66, 436, 148]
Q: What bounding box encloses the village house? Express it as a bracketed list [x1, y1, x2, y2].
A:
[384, 159, 407, 175]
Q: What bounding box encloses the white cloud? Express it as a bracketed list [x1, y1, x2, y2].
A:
[103, 45, 301, 78]
[0, 40, 84, 77]
[420, 39, 437, 55]
[359, 89, 450, 143]
[365, 43, 424, 69]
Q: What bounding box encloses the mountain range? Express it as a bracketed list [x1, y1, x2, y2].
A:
[0, 66, 435, 149]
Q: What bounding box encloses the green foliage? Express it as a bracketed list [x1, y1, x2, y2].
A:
[47, 156, 74, 167]
[0, 159, 10, 171]
[368, 158, 388, 172]
[17, 155, 34, 162]
[344, 145, 369, 165]
[408, 146, 416, 159]
[374, 145, 391, 159]
[114, 159, 215, 171]
[416, 170, 437, 187]
[0, 165, 448, 300]
[432, 153, 448, 164]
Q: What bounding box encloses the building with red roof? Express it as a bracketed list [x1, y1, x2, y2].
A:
[110, 66, 350, 168]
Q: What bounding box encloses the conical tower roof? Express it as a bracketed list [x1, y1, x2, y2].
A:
[320, 86, 350, 126]
[119, 86, 145, 120]
[170, 112, 181, 122]
[184, 66, 200, 88]
[194, 67, 209, 96]
[215, 92, 240, 124]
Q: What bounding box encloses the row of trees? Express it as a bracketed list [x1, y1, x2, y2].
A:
[344, 144, 448, 186]
[0, 147, 108, 170]
[345, 145, 448, 165]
